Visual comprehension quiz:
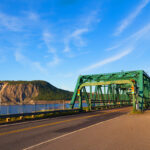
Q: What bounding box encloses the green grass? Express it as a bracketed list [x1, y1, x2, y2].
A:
[130, 110, 144, 114]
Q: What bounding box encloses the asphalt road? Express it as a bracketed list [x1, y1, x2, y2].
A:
[0, 107, 131, 150]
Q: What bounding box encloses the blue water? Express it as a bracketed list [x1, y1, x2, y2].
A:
[0, 103, 87, 115]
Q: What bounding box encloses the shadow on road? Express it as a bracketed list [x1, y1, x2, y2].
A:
[54, 111, 127, 134]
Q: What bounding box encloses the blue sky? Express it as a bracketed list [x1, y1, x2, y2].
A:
[0, 0, 150, 91]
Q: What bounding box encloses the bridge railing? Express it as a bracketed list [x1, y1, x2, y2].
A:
[0, 108, 81, 119]
[0, 102, 88, 118]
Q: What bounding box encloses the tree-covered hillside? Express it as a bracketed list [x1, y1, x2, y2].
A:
[32, 80, 73, 100]
[0, 80, 73, 102]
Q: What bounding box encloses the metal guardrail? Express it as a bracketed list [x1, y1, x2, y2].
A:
[0, 104, 131, 119]
[0, 103, 85, 116]
[0, 109, 81, 119]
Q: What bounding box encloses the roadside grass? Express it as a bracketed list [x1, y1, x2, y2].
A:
[129, 110, 144, 115]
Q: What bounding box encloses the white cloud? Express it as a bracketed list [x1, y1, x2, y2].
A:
[15, 51, 47, 74]
[63, 37, 71, 53]
[71, 28, 89, 38]
[0, 12, 22, 32]
[48, 48, 56, 54]
[105, 44, 122, 51]
[114, 0, 150, 35]
[43, 31, 52, 42]
[63, 28, 90, 53]
[0, 11, 39, 32]
[81, 10, 101, 27]
[28, 12, 39, 21]
[42, 30, 61, 66]
[64, 45, 70, 53]
[129, 23, 150, 40]
[100, 22, 150, 76]
[71, 28, 89, 47]
[63, 28, 89, 53]
[63, 9, 100, 53]
[32, 62, 47, 73]
[43, 31, 57, 54]
[15, 51, 27, 62]
[47, 55, 61, 67]
[107, 22, 150, 51]
[43, 31, 53, 52]
[81, 48, 133, 73]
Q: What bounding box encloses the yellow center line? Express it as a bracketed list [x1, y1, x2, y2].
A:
[0, 109, 126, 136]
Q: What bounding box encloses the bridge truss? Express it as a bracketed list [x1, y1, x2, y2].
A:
[70, 70, 150, 111]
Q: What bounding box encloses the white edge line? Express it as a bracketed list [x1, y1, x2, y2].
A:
[23, 113, 127, 150]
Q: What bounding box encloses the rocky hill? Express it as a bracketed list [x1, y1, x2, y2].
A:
[0, 80, 73, 105]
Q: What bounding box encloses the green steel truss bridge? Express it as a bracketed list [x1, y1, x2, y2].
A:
[70, 70, 150, 111]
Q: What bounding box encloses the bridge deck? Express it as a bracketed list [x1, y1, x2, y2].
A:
[30, 108, 150, 150]
[1, 107, 150, 150]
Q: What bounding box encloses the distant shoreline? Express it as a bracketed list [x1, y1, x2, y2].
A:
[0, 100, 86, 105]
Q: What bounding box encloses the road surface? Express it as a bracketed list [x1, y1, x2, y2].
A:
[1, 107, 149, 150]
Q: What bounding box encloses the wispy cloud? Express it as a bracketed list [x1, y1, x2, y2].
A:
[43, 31, 53, 51]
[47, 48, 56, 54]
[102, 22, 150, 76]
[71, 28, 89, 38]
[15, 51, 26, 62]
[71, 28, 89, 47]
[81, 48, 133, 73]
[114, 0, 150, 36]
[64, 28, 89, 53]
[81, 10, 101, 27]
[42, 30, 61, 66]
[129, 22, 150, 40]
[43, 31, 56, 54]
[64, 45, 70, 53]
[107, 22, 150, 51]
[27, 12, 39, 21]
[0, 12, 23, 32]
[15, 51, 47, 74]
[105, 44, 121, 51]
[47, 55, 61, 67]
[0, 11, 40, 32]
[63, 9, 100, 53]
[32, 62, 46, 73]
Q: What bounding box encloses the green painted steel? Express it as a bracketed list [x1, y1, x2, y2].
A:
[70, 70, 150, 111]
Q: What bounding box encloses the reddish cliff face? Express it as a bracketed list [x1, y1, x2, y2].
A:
[0, 80, 72, 105]
[0, 82, 39, 104]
